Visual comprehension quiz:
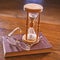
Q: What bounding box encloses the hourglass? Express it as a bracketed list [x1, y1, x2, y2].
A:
[22, 3, 43, 49]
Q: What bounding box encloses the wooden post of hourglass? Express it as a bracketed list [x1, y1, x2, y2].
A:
[26, 12, 28, 40]
[36, 13, 40, 41]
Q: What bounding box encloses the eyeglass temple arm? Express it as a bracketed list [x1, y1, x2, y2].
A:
[8, 27, 22, 37]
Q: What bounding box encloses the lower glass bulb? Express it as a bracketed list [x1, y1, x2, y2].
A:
[27, 27, 36, 41]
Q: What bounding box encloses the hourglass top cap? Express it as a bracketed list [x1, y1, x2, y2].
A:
[24, 3, 43, 12]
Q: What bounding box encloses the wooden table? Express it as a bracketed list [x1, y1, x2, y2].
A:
[2, 32, 53, 60]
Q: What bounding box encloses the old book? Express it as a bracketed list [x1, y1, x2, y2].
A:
[2, 32, 53, 58]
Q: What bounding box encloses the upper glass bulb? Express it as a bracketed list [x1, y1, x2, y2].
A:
[29, 13, 38, 19]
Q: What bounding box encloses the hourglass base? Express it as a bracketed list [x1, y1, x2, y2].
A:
[22, 34, 40, 46]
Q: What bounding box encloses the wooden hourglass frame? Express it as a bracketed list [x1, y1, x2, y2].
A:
[22, 3, 43, 45]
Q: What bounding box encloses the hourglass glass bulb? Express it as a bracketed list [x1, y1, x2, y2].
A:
[27, 27, 36, 41]
[29, 13, 38, 19]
